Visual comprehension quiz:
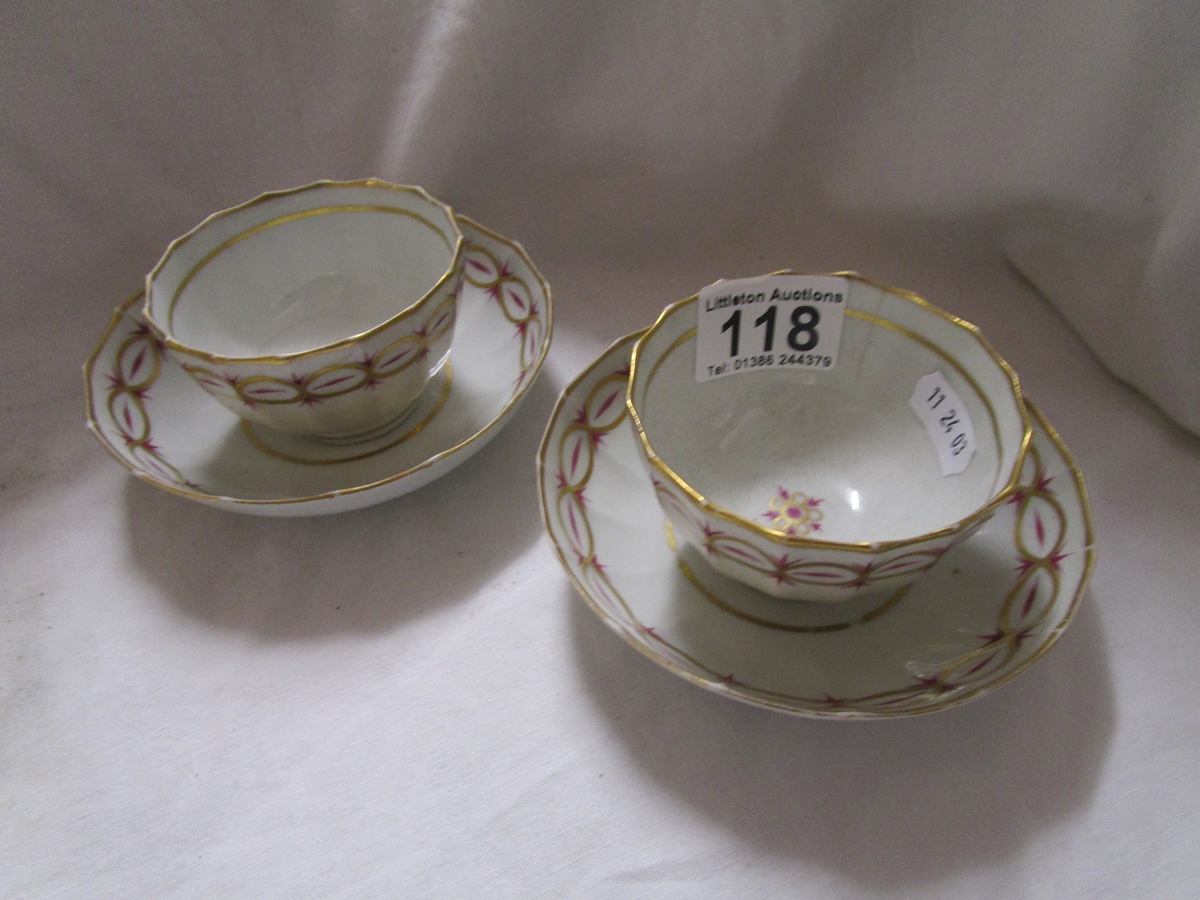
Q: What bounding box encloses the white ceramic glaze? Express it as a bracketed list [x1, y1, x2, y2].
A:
[626, 275, 1032, 602]
[540, 333, 1092, 719]
[86, 216, 550, 516]
[145, 180, 464, 441]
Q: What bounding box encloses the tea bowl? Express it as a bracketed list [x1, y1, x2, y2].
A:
[144, 179, 464, 442]
[626, 272, 1032, 602]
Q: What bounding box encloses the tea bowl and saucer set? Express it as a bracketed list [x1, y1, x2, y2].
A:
[538, 273, 1094, 718]
[85, 179, 552, 515]
[85, 182, 1093, 718]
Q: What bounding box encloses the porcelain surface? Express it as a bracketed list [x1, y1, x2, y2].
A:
[86, 216, 549, 516]
[145, 180, 465, 440]
[541, 333, 1092, 718]
[626, 275, 1032, 601]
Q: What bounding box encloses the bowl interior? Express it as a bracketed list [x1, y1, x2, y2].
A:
[633, 284, 1025, 545]
[150, 185, 459, 358]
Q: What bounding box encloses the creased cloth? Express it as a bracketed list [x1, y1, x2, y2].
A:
[6, 1, 1198, 433]
[4, 3, 1200, 898]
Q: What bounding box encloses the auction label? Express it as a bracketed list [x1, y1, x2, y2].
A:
[908, 371, 977, 476]
[694, 275, 848, 383]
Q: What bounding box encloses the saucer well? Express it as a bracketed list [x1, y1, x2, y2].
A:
[85, 215, 551, 516]
[538, 333, 1094, 718]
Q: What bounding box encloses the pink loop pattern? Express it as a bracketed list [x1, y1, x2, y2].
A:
[462, 243, 545, 390]
[103, 323, 196, 488]
[181, 297, 456, 408]
[654, 478, 950, 590]
[553, 368, 631, 611]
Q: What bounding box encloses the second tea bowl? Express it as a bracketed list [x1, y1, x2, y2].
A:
[144, 179, 464, 442]
[626, 273, 1032, 602]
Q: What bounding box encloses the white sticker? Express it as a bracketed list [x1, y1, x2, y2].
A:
[909, 372, 977, 476]
[694, 275, 848, 383]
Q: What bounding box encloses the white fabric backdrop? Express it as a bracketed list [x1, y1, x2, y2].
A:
[7, 1, 1200, 438]
[4, 2, 1200, 897]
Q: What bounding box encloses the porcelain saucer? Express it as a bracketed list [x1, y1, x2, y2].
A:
[85, 216, 551, 516]
[538, 332, 1094, 718]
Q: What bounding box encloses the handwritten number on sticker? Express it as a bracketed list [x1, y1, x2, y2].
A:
[909, 371, 977, 475]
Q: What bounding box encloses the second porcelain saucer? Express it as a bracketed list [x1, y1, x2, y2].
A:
[538, 333, 1094, 718]
[85, 216, 552, 516]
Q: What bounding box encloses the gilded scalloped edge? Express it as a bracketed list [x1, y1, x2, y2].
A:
[144, 179, 464, 366]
